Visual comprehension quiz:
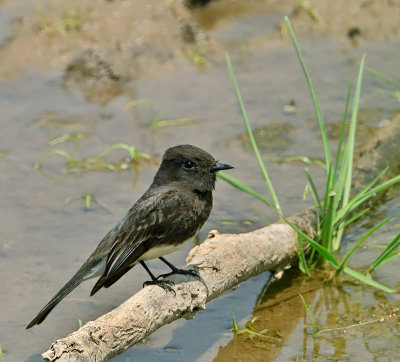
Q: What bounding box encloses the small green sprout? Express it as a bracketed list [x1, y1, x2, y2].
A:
[231, 312, 281, 341]
[34, 144, 152, 172]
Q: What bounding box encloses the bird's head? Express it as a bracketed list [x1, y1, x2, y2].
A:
[153, 145, 233, 193]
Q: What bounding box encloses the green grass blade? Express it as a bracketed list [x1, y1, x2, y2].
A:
[148, 118, 196, 129]
[333, 85, 351, 183]
[298, 234, 310, 276]
[342, 208, 370, 228]
[124, 99, 153, 110]
[321, 191, 335, 251]
[49, 132, 85, 146]
[343, 266, 396, 293]
[85, 194, 92, 210]
[304, 168, 321, 206]
[368, 231, 400, 274]
[332, 57, 365, 250]
[217, 172, 275, 209]
[376, 89, 400, 102]
[284, 16, 331, 169]
[320, 164, 335, 251]
[333, 167, 389, 226]
[337, 214, 397, 272]
[342, 55, 365, 209]
[282, 215, 340, 268]
[226, 54, 282, 214]
[299, 294, 318, 334]
[232, 311, 239, 334]
[333, 143, 350, 222]
[366, 173, 400, 196]
[322, 162, 333, 209]
[366, 67, 400, 91]
[267, 156, 326, 168]
[98, 144, 138, 160]
[338, 173, 400, 223]
[331, 85, 352, 214]
[34, 149, 75, 169]
[370, 251, 400, 268]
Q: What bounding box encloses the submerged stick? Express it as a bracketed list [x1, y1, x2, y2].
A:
[42, 209, 317, 361]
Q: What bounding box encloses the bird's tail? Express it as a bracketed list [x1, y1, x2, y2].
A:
[26, 259, 102, 329]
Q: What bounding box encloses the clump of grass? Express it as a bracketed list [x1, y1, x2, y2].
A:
[278, 1, 320, 36]
[283, 17, 400, 284]
[34, 143, 152, 172]
[219, 17, 400, 293]
[231, 312, 281, 341]
[186, 50, 210, 69]
[34, 3, 81, 35]
[293, 1, 321, 23]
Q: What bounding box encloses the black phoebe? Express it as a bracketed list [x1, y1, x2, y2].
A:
[26, 144, 233, 329]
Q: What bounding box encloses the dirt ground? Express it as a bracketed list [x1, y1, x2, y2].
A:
[2, 0, 400, 83]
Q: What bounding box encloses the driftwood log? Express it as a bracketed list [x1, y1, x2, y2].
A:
[42, 209, 317, 361]
[42, 116, 400, 361]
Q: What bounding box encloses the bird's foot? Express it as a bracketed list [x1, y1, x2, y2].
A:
[157, 268, 200, 281]
[143, 279, 176, 295]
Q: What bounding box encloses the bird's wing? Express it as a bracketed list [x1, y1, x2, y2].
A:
[91, 187, 190, 294]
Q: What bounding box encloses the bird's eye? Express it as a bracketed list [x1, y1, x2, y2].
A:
[182, 160, 197, 170]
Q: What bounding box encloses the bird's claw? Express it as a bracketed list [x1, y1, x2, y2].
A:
[143, 279, 176, 295]
[157, 268, 200, 281]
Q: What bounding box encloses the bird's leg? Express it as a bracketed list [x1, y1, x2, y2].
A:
[157, 257, 200, 280]
[140, 261, 175, 294]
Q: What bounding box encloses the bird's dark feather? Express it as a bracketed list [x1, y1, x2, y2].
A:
[90, 186, 210, 295]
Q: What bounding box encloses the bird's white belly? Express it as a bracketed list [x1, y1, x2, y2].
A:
[140, 239, 191, 261]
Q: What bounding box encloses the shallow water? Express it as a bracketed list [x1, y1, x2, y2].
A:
[1, 1, 400, 361]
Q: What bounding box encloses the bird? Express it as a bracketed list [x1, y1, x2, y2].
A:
[26, 144, 233, 329]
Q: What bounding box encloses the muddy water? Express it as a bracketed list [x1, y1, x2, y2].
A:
[1, 1, 400, 361]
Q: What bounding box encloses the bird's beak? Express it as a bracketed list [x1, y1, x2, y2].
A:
[211, 162, 234, 173]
